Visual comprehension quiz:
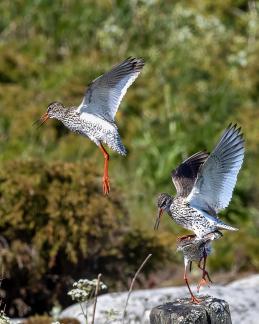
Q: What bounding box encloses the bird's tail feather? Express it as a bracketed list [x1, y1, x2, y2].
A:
[104, 134, 127, 156]
[217, 222, 239, 231]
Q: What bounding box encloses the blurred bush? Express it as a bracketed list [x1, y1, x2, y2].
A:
[0, 160, 169, 317]
[22, 316, 80, 324]
[0, 0, 258, 317]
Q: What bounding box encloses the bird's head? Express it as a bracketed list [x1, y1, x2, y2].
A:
[154, 193, 173, 230]
[35, 102, 65, 127]
[46, 101, 65, 118]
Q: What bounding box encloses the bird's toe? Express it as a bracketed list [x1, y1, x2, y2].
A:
[102, 176, 110, 195]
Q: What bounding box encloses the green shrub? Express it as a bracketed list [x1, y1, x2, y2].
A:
[0, 160, 169, 317]
[0, 0, 258, 317]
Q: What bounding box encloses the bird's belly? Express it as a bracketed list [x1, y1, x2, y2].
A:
[84, 117, 116, 139]
[62, 115, 117, 143]
[190, 209, 217, 238]
[172, 207, 197, 231]
[172, 205, 215, 238]
[62, 114, 126, 155]
[182, 245, 206, 262]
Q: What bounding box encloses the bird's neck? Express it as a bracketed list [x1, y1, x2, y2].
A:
[165, 200, 173, 213]
[57, 107, 82, 132]
[55, 107, 77, 121]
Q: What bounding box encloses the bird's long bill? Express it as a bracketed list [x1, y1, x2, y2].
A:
[33, 112, 49, 128]
[154, 208, 163, 231]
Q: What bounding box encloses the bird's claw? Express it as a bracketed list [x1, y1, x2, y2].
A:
[197, 277, 211, 293]
[102, 176, 110, 195]
[191, 295, 201, 304]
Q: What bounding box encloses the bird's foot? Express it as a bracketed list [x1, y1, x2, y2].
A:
[197, 278, 209, 292]
[190, 294, 201, 304]
[102, 176, 110, 195]
[197, 272, 212, 292]
[177, 234, 196, 242]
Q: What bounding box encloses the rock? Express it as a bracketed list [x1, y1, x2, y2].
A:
[150, 296, 232, 324]
[60, 274, 259, 324]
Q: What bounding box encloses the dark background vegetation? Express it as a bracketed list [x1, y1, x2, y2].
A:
[0, 0, 258, 318]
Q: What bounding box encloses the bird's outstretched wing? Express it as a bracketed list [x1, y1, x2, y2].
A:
[172, 151, 209, 197]
[77, 57, 145, 122]
[187, 124, 245, 213]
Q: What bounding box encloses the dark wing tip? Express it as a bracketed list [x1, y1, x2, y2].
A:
[227, 122, 237, 132]
[223, 122, 244, 142]
[125, 57, 145, 71]
[227, 122, 242, 132]
[215, 123, 245, 157]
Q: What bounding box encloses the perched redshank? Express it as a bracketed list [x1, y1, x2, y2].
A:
[176, 231, 222, 303]
[36, 57, 145, 194]
[155, 124, 245, 238]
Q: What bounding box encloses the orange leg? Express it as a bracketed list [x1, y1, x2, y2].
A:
[197, 254, 212, 292]
[99, 144, 110, 195]
[184, 263, 201, 304]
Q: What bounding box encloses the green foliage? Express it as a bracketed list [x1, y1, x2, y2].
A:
[0, 0, 259, 317]
[0, 160, 168, 316]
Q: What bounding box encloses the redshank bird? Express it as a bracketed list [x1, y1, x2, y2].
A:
[176, 231, 222, 303]
[155, 124, 245, 238]
[154, 151, 209, 231]
[36, 57, 145, 194]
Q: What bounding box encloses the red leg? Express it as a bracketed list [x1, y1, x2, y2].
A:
[184, 263, 201, 304]
[99, 144, 110, 195]
[197, 253, 213, 292]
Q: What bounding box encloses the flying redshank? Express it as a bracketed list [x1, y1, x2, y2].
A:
[155, 123, 245, 238]
[176, 231, 222, 303]
[36, 57, 145, 194]
[154, 151, 209, 231]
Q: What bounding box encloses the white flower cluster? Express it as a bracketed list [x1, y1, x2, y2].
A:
[68, 278, 107, 303]
[0, 311, 11, 324]
[68, 288, 89, 302]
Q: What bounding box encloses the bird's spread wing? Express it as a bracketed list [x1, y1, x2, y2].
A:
[77, 57, 145, 122]
[172, 151, 209, 197]
[187, 124, 245, 213]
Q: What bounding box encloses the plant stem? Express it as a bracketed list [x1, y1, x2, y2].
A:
[79, 302, 88, 324]
[91, 273, 102, 324]
[122, 254, 152, 323]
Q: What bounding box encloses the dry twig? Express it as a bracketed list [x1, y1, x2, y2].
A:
[122, 254, 152, 323]
[91, 273, 102, 324]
